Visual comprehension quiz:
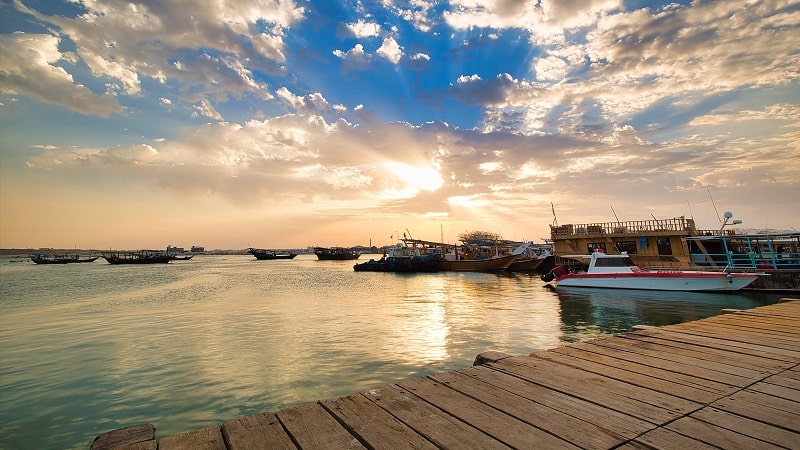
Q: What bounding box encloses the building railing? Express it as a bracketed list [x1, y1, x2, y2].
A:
[550, 217, 701, 237]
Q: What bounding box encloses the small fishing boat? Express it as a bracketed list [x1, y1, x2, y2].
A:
[247, 248, 298, 260]
[170, 255, 194, 261]
[439, 253, 519, 272]
[30, 254, 99, 264]
[313, 247, 360, 260]
[101, 250, 173, 264]
[541, 250, 761, 291]
[353, 242, 441, 272]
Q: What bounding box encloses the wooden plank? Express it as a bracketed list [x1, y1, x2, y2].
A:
[276, 402, 365, 449]
[428, 369, 634, 448]
[490, 355, 701, 424]
[748, 379, 800, 401]
[221, 411, 297, 450]
[665, 415, 785, 449]
[536, 348, 730, 403]
[677, 319, 800, 345]
[669, 322, 800, 352]
[629, 327, 800, 362]
[552, 339, 754, 388]
[622, 333, 795, 370]
[158, 426, 226, 450]
[690, 406, 800, 449]
[627, 426, 720, 449]
[711, 390, 800, 431]
[458, 365, 654, 439]
[362, 383, 511, 449]
[90, 423, 155, 450]
[396, 376, 579, 449]
[320, 393, 438, 449]
[584, 337, 769, 382]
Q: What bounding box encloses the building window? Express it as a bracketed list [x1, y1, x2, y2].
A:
[616, 241, 637, 254]
[588, 242, 607, 253]
[657, 237, 673, 255]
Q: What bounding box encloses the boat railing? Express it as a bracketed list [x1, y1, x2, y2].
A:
[550, 217, 706, 237]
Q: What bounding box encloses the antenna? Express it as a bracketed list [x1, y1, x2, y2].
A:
[707, 187, 721, 222]
[650, 213, 658, 221]
[610, 205, 620, 222]
[686, 200, 694, 219]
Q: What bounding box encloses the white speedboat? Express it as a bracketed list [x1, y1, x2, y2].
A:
[541, 251, 761, 291]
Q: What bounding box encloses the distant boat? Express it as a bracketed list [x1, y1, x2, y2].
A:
[313, 247, 360, 260]
[247, 248, 298, 260]
[101, 250, 173, 264]
[541, 250, 761, 291]
[171, 255, 194, 261]
[353, 242, 441, 272]
[30, 254, 99, 264]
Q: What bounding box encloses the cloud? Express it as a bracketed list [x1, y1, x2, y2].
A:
[13, 0, 302, 102]
[377, 37, 403, 64]
[0, 32, 124, 116]
[333, 44, 372, 73]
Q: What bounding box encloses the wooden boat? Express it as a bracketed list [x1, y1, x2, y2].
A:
[401, 236, 520, 272]
[313, 247, 360, 260]
[439, 253, 518, 272]
[171, 255, 194, 261]
[247, 248, 298, 260]
[101, 250, 173, 264]
[30, 254, 99, 264]
[354, 242, 441, 272]
[541, 250, 761, 291]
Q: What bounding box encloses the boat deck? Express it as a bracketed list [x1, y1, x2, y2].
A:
[93, 299, 800, 449]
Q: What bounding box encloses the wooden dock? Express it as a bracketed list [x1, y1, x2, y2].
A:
[93, 299, 800, 449]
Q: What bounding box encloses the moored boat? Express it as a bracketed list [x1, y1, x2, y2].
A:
[541, 250, 761, 291]
[439, 253, 518, 272]
[30, 254, 99, 264]
[354, 242, 441, 272]
[101, 250, 173, 264]
[313, 247, 360, 260]
[247, 248, 298, 260]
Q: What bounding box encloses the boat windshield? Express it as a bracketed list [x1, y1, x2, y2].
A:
[594, 257, 637, 268]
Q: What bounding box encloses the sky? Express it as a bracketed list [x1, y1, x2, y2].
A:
[1, 0, 798, 250]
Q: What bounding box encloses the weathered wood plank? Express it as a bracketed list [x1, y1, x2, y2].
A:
[396, 376, 580, 449]
[536, 348, 730, 403]
[670, 322, 800, 352]
[622, 333, 795, 370]
[490, 355, 701, 424]
[690, 406, 800, 449]
[665, 415, 786, 449]
[221, 411, 297, 450]
[627, 427, 720, 449]
[629, 327, 800, 362]
[711, 390, 800, 431]
[429, 368, 633, 448]
[362, 383, 511, 449]
[90, 423, 155, 450]
[275, 402, 365, 449]
[320, 393, 438, 449]
[747, 379, 800, 401]
[457, 365, 654, 439]
[585, 337, 770, 382]
[158, 426, 226, 450]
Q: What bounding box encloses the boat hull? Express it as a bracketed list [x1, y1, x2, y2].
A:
[439, 254, 517, 272]
[556, 272, 759, 291]
[354, 255, 441, 273]
[314, 247, 360, 260]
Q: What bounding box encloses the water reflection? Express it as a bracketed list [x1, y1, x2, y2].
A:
[554, 286, 778, 343]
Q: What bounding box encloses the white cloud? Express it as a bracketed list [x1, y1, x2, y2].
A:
[345, 20, 382, 38]
[0, 32, 124, 116]
[377, 37, 403, 64]
[333, 44, 372, 73]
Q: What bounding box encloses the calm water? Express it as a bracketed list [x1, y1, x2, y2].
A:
[0, 254, 784, 449]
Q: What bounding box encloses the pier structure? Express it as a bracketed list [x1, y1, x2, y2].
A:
[93, 299, 800, 449]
